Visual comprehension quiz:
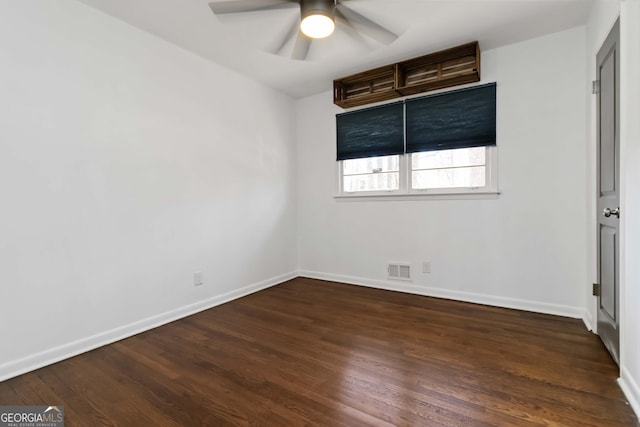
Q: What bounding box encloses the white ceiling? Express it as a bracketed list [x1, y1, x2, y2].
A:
[74, 0, 592, 99]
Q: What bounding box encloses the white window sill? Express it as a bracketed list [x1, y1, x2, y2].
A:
[334, 190, 500, 201]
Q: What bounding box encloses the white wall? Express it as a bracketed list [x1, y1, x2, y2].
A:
[0, 0, 297, 380]
[297, 27, 588, 318]
[619, 0, 640, 416]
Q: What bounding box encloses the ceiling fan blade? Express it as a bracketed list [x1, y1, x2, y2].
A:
[292, 31, 312, 60]
[209, 0, 296, 15]
[335, 9, 369, 47]
[271, 16, 301, 55]
[336, 3, 398, 45]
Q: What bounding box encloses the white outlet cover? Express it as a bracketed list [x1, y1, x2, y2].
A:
[194, 272, 204, 286]
[422, 262, 431, 274]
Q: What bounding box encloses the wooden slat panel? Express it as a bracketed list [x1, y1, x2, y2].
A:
[334, 42, 481, 108]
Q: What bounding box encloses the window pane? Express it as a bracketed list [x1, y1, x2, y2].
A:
[412, 166, 486, 189]
[343, 172, 399, 192]
[343, 155, 399, 176]
[412, 147, 485, 170]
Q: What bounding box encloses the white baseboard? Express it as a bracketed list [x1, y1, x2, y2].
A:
[582, 309, 595, 332]
[619, 366, 640, 420]
[0, 271, 296, 382]
[298, 270, 584, 319]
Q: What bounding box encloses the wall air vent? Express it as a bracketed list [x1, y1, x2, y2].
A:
[388, 263, 411, 281]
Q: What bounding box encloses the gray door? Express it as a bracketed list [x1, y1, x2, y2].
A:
[596, 19, 620, 365]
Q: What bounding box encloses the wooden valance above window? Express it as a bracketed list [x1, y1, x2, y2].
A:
[334, 42, 481, 109]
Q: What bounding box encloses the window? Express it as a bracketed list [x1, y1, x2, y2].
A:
[336, 83, 497, 198]
[339, 147, 496, 196]
[411, 147, 486, 190]
[342, 155, 400, 192]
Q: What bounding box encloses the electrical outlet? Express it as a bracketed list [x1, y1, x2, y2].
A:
[194, 271, 204, 287]
[422, 262, 431, 274]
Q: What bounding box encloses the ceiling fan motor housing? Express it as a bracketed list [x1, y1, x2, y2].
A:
[301, 0, 336, 21]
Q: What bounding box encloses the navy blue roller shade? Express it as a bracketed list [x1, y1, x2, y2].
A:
[405, 83, 496, 153]
[336, 101, 404, 161]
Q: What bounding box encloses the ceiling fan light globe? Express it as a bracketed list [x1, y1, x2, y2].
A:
[300, 14, 335, 39]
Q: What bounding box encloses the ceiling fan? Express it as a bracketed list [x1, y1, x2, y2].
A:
[208, 0, 398, 60]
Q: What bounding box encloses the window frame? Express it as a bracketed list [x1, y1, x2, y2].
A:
[337, 146, 499, 199]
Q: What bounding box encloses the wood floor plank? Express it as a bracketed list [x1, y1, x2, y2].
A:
[0, 277, 637, 426]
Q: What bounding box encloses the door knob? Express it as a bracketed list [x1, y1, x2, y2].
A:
[603, 207, 620, 218]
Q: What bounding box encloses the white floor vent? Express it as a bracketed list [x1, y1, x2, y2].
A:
[388, 263, 411, 281]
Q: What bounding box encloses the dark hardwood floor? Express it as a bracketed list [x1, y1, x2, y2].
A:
[1, 277, 637, 426]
